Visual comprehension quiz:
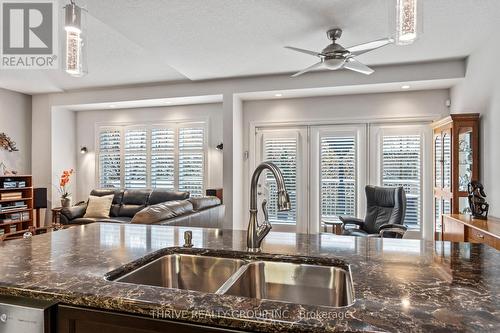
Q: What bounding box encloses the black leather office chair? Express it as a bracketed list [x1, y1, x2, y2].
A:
[340, 185, 407, 238]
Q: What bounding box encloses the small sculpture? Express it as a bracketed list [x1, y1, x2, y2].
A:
[0, 133, 18, 152]
[0, 162, 17, 176]
[468, 181, 489, 219]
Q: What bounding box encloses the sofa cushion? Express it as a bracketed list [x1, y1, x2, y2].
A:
[188, 196, 221, 211]
[70, 217, 132, 225]
[148, 189, 190, 205]
[84, 195, 114, 219]
[131, 200, 194, 224]
[119, 189, 152, 217]
[90, 189, 124, 217]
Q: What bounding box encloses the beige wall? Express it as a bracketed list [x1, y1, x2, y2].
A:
[451, 35, 500, 217]
[238, 89, 450, 234]
[75, 103, 223, 202]
[0, 88, 32, 174]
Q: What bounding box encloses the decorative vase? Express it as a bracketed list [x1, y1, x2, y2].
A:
[61, 197, 71, 208]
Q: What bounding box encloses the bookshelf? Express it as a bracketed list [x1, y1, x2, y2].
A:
[0, 175, 33, 237]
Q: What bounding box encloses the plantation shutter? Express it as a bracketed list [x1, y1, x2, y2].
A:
[124, 128, 147, 188]
[178, 126, 205, 197]
[382, 135, 422, 228]
[98, 128, 121, 188]
[151, 128, 175, 189]
[320, 135, 356, 221]
[262, 135, 297, 224]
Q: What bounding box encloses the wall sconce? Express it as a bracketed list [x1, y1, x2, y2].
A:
[216, 143, 223, 151]
[80, 146, 88, 154]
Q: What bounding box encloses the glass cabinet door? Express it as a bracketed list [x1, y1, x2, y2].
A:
[458, 128, 473, 192]
[434, 198, 442, 233]
[434, 135, 442, 188]
[443, 132, 451, 189]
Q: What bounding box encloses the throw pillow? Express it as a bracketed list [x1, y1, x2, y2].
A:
[83, 195, 114, 218]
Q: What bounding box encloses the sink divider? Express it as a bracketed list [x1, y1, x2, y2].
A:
[215, 262, 255, 295]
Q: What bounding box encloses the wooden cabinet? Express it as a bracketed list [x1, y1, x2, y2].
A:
[442, 214, 500, 250]
[58, 305, 248, 333]
[432, 114, 480, 240]
[0, 175, 34, 240]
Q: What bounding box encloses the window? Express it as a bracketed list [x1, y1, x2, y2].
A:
[320, 135, 357, 221]
[97, 122, 206, 196]
[254, 123, 428, 234]
[124, 128, 147, 188]
[263, 135, 298, 224]
[98, 128, 121, 188]
[151, 128, 175, 189]
[178, 127, 205, 197]
[255, 127, 308, 232]
[382, 134, 421, 227]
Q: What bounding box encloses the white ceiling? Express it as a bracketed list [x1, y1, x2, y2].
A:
[1, 0, 499, 94]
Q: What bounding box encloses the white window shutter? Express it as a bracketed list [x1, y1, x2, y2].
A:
[263, 136, 297, 224]
[320, 136, 356, 221]
[98, 129, 121, 188]
[151, 128, 175, 189]
[124, 128, 147, 189]
[382, 135, 421, 228]
[178, 126, 205, 197]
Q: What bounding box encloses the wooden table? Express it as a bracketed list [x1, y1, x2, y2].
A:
[323, 220, 343, 235]
[442, 214, 500, 250]
[51, 207, 63, 224]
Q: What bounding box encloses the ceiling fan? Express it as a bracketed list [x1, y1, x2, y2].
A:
[285, 28, 394, 77]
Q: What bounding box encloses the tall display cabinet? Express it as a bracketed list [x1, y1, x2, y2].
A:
[432, 113, 480, 240]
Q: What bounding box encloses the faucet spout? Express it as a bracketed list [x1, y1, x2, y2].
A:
[247, 162, 291, 252]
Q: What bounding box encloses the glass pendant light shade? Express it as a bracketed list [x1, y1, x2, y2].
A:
[64, 1, 87, 76]
[394, 0, 421, 45]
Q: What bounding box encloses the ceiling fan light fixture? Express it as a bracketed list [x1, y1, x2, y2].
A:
[64, 0, 87, 77]
[395, 0, 420, 45]
[323, 58, 345, 70]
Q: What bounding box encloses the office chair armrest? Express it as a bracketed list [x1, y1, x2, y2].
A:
[378, 223, 407, 238]
[339, 216, 365, 228]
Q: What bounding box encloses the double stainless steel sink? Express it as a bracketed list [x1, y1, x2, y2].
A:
[111, 253, 355, 308]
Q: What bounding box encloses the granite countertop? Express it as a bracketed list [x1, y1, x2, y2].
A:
[0, 223, 498, 332]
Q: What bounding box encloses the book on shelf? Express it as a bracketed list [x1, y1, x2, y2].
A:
[1, 192, 23, 200]
[0, 229, 4, 236]
[0, 205, 27, 213]
[10, 225, 17, 232]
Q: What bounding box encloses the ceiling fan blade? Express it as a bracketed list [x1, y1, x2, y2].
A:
[291, 61, 325, 77]
[285, 46, 323, 58]
[347, 38, 394, 56]
[343, 58, 374, 75]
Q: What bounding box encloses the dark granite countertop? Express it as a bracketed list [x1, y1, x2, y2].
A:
[0, 223, 498, 332]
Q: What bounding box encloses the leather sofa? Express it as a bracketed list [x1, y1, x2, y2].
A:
[60, 189, 224, 229]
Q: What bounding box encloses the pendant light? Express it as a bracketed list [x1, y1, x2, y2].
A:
[64, 0, 87, 76]
[394, 0, 420, 45]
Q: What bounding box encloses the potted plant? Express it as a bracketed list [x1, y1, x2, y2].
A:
[58, 169, 74, 208]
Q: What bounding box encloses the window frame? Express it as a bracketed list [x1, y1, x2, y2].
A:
[368, 123, 432, 237]
[95, 120, 208, 194]
[310, 125, 367, 234]
[254, 127, 308, 233]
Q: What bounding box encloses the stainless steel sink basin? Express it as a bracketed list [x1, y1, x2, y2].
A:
[110, 251, 354, 308]
[219, 261, 354, 307]
[114, 254, 247, 293]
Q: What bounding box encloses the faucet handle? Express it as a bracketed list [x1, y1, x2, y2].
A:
[262, 199, 269, 223]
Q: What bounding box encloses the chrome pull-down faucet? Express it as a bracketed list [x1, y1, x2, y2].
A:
[247, 162, 291, 252]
